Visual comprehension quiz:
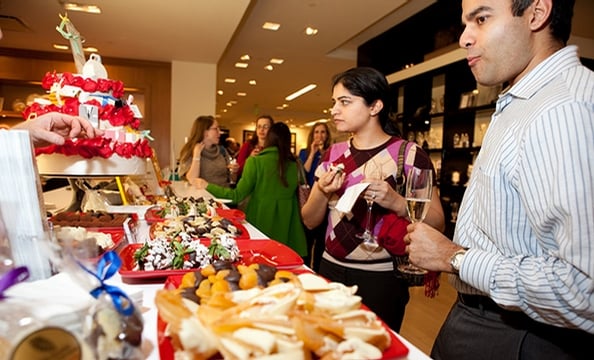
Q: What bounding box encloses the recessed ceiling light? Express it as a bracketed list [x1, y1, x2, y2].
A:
[305, 27, 318, 35]
[83, 46, 98, 52]
[237, 92, 247, 97]
[235, 62, 248, 69]
[62, 2, 102, 14]
[229, 100, 238, 104]
[226, 102, 234, 107]
[222, 109, 228, 113]
[217, 90, 223, 95]
[249, 80, 257, 86]
[224, 78, 236, 83]
[264, 65, 273, 71]
[240, 54, 250, 61]
[270, 58, 284, 64]
[53, 44, 69, 50]
[262, 22, 280, 31]
[276, 106, 285, 110]
[285, 84, 317, 101]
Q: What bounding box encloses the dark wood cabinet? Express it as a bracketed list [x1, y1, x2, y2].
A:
[390, 53, 499, 237]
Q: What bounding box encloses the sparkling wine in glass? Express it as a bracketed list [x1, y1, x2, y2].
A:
[399, 167, 433, 275]
[356, 159, 383, 249]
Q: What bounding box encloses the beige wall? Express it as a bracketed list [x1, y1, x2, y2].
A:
[169, 61, 217, 169]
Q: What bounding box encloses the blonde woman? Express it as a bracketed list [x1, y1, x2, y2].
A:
[298, 121, 331, 271]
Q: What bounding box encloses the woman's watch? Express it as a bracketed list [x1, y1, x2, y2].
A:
[449, 248, 467, 273]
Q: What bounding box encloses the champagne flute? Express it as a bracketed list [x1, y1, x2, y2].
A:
[398, 167, 433, 275]
[227, 155, 238, 185]
[356, 159, 383, 249]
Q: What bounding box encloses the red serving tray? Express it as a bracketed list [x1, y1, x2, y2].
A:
[118, 239, 304, 282]
[157, 273, 409, 359]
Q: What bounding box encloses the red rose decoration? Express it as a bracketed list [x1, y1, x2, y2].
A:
[41, 71, 58, 90]
[34, 145, 57, 156]
[97, 143, 114, 158]
[82, 78, 98, 93]
[111, 80, 125, 98]
[62, 98, 81, 116]
[96, 78, 111, 93]
[110, 107, 134, 127]
[60, 140, 78, 156]
[71, 75, 84, 88]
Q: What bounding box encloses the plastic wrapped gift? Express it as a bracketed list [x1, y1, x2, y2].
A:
[0, 267, 89, 359]
[75, 251, 144, 360]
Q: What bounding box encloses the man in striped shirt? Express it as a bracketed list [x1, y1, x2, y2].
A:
[405, 0, 593, 358]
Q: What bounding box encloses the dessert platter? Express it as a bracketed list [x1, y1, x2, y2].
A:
[53, 225, 126, 259]
[118, 238, 304, 281]
[155, 265, 409, 359]
[144, 196, 231, 223]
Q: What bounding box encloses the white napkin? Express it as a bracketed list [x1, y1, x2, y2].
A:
[335, 183, 370, 214]
[5, 272, 143, 333]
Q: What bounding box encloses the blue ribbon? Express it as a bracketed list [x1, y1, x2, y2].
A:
[0, 266, 30, 300]
[79, 251, 135, 316]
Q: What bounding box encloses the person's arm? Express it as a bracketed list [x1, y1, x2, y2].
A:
[301, 166, 344, 229]
[236, 142, 251, 175]
[302, 142, 319, 173]
[12, 112, 102, 148]
[185, 143, 204, 183]
[204, 156, 257, 204]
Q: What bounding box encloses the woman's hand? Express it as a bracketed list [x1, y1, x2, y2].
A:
[250, 145, 262, 157]
[317, 166, 345, 195]
[309, 140, 321, 154]
[363, 179, 407, 217]
[192, 178, 208, 189]
[193, 142, 205, 157]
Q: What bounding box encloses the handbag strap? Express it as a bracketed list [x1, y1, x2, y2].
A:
[296, 159, 309, 187]
[395, 140, 408, 195]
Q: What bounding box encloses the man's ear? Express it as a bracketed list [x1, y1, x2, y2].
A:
[529, 0, 553, 32]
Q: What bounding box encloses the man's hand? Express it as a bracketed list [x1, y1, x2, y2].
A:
[405, 222, 461, 273]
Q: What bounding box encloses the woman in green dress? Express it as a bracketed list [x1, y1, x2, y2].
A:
[193, 122, 307, 257]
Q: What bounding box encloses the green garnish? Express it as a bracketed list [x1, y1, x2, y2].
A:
[171, 240, 195, 269]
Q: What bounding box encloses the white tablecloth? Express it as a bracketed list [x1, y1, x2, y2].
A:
[42, 182, 430, 359]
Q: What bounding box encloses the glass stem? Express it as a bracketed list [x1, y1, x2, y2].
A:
[364, 201, 373, 234]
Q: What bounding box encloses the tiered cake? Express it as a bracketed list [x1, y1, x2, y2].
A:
[24, 54, 153, 176]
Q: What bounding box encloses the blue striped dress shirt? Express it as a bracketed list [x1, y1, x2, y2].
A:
[451, 45, 594, 333]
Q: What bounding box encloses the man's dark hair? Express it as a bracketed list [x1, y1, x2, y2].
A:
[511, 0, 574, 44]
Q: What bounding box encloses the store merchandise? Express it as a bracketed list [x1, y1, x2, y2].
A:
[23, 54, 153, 176]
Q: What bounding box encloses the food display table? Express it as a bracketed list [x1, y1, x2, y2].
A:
[42, 182, 431, 359]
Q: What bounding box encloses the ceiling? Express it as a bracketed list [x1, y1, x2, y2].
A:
[1, 0, 592, 129]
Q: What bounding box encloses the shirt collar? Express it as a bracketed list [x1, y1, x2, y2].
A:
[505, 45, 580, 101]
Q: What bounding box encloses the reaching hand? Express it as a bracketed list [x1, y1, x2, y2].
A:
[12, 112, 101, 148]
[192, 178, 208, 189]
